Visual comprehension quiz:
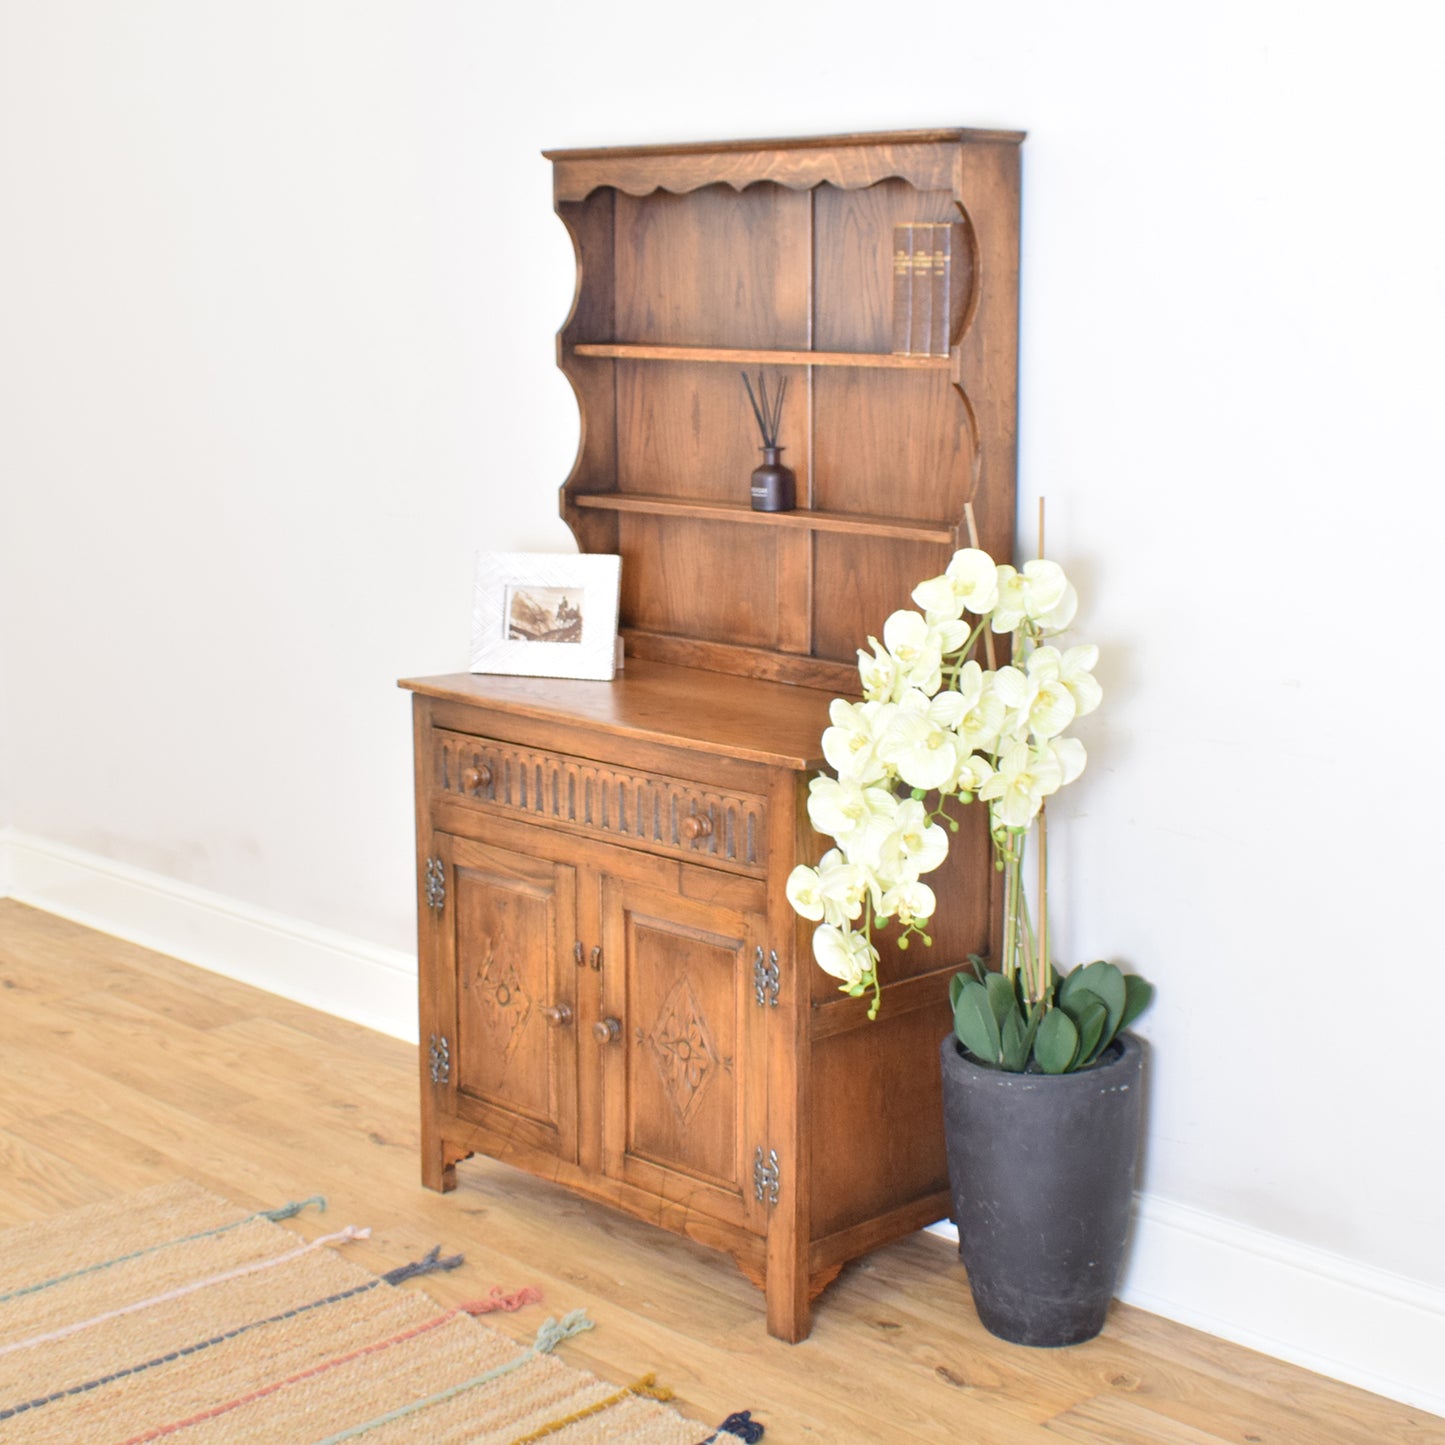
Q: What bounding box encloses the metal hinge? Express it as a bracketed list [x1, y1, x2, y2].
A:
[424, 856, 446, 912]
[428, 1032, 451, 1086]
[753, 946, 779, 1007]
[753, 1145, 780, 1206]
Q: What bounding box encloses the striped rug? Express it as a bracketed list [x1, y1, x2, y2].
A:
[0, 1182, 761, 1444]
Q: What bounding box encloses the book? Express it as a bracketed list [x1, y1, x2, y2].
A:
[891, 224, 914, 355]
[894, 222, 972, 355]
[908, 223, 934, 359]
[926, 222, 951, 355]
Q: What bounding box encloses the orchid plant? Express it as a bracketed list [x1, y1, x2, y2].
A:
[787, 545, 1151, 1073]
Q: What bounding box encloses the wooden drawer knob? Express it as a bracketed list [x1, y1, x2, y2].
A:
[593, 1016, 623, 1044]
[540, 1003, 573, 1028]
[461, 764, 492, 794]
[681, 813, 713, 841]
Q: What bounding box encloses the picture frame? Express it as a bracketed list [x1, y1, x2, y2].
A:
[469, 551, 622, 681]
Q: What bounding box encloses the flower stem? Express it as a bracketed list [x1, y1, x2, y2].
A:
[1000, 837, 1018, 985]
[1036, 800, 1049, 1006]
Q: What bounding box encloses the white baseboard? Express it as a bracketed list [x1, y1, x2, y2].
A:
[0, 829, 418, 1043]
[929, 1188, 1445, 1419]
[1118, 1194, 1445, 1418]
[3, 828, 1441, 1419]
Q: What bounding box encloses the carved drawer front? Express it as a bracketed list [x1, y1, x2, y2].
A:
[433, 729, 767, 873]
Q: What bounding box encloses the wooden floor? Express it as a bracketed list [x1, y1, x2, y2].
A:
[0, 900, 1437, 1444]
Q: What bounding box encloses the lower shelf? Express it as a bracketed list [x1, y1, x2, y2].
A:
[571, 490, 955, 544]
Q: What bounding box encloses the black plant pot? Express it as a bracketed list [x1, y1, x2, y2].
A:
[939, 1031, 1144, 1347]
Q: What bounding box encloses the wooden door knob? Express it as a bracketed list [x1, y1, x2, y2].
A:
[593, 1016, 623, 1044]
[681, 813, 713, 841]
[461, 764, 492, 793]
[541, 1003, 573, 1027]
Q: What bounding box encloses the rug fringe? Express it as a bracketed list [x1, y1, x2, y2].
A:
[381, 1244, 464, 1284]
[703, 1409, 765, 1442]
[0, 1192, 328, 1306]
[260, 1194, 328, 1221]
[508, 1371, 674, 1444]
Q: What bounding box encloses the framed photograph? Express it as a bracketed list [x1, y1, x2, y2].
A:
[470, 552, 622, 681]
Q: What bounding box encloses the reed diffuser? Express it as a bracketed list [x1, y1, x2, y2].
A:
[741, 370, 796, 512]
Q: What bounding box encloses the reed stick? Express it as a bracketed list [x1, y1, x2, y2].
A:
[1035, 496, 1049, 1005]
[740, 371, 769, 445]
[962, 501, 997, 671]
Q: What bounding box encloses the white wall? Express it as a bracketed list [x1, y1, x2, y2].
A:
[2, 0, 1442, 1414]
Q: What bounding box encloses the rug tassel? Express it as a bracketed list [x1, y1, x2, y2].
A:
[457, 1285, 542, 1314]
[381, 1245, 464, 1285]
[630, 1373, 675, 1403]
[533, 1310, 594, 1353]
[261, 1194, 327, 1221]
[705, 1410, 764, 1443]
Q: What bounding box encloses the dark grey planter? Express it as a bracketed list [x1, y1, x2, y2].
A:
[939, 1030, 1145, 1347]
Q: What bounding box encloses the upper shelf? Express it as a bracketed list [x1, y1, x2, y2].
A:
[570, 343, 950, 371]
[546, 128, 1027, 204]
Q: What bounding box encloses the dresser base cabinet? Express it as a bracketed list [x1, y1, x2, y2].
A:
[403, 666, 990, 1340]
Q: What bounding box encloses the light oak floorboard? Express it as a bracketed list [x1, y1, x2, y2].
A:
[0, 900, 1437, 1443]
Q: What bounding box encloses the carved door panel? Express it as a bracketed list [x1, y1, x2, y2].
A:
[598, 871, 768, 1233]
[440, 833, 579, 1164]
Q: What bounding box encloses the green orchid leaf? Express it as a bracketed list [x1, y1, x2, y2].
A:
[1000, 1008, 1029, 1072]
[1035, 1008, 1079, 1074]
[984, 971, 1017, 1029]
[953, 979, 1002, 1064]
[949, 972, 967, 1013]
[1120, 974, 1155, 1030]
[1061, 961, 1125, 1040]
[966, 953, 989, 984]
[1070, 998, 1109, 1066]
[1021, 1007, 1043, 1064]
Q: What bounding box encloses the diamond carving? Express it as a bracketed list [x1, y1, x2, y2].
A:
[648, 975, 718, 1123]
[470, 946, 532, 1061]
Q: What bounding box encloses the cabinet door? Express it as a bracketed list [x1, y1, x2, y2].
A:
[438, 833, 579, 1164]
[598, 871, 768, 1233]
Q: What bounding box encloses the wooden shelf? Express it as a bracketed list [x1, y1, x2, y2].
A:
[572, 490, 956, 544]
[571, 343, 949, 371]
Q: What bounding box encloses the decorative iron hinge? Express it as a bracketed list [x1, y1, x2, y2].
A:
[753, 946, 780, 1007]
[428, 1032, 450, 1086]
[754, 1145, 780, 1207]
[424, 856, 446, 912]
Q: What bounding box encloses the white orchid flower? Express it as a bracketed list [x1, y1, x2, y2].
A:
[1056, 643, 1102, 716]
[953, 660, 1007, 754]
[878, 688, 970, 792]
[954, 751, 995, 797]
[812, 923, 879, 988]
[856, 636, 903, 703]
[881, 609, 968, 695]
[785, 863, 827, 921]
[807, 775, 897, 844]
[875, 797, 950, 879]
[822, 698, 894, 783]
[978, 741, 1064, 829]
[788, 851, 878, 927]
[880, 879, 937, 927]
[1019, 649, 1078, 741]
[1047, 735, 1087, 785]
[816, 848, 875, 924]
[911, 547, 1000, 623]
[990, 658, 1075, 742]
[991, 559, 1075, 635]
[1033, 578, 1078, 634]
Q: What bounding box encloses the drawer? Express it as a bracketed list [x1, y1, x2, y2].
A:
[431, 729, 767, 873]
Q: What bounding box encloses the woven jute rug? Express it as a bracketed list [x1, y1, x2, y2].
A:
[0, 1182, 762, 1444]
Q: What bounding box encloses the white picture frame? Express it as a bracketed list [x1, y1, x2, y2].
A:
[469, 552, 622, 681]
